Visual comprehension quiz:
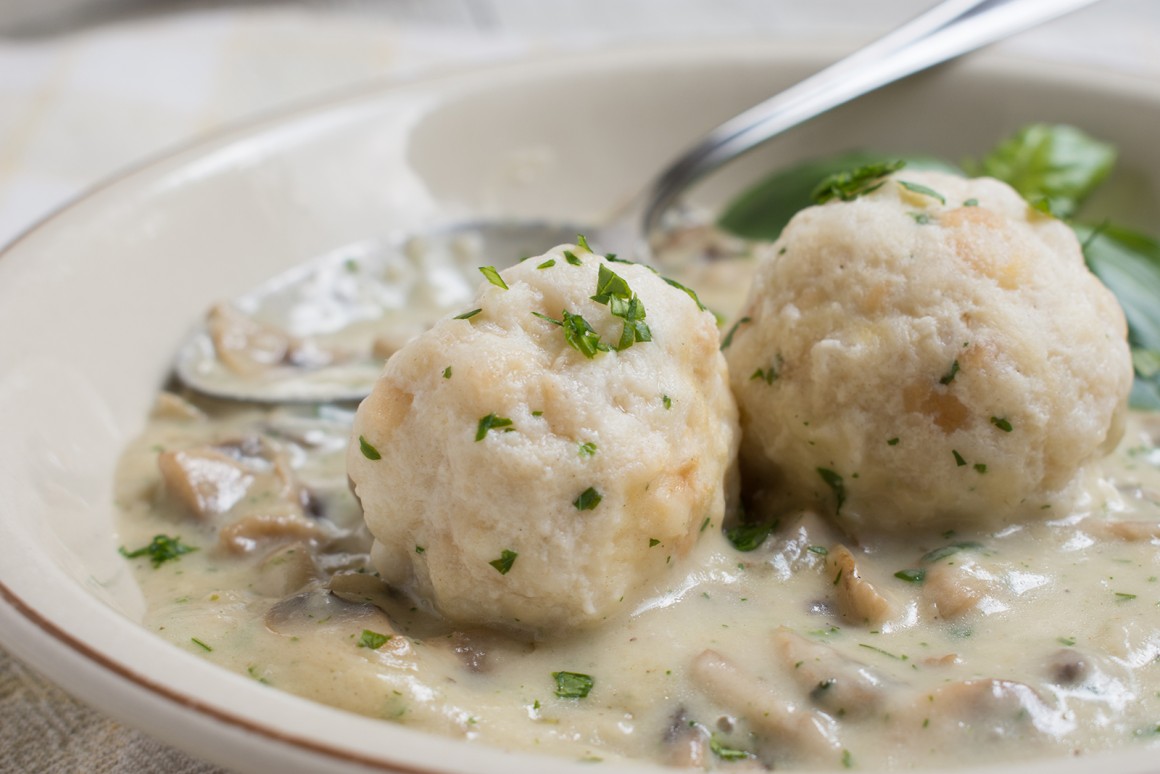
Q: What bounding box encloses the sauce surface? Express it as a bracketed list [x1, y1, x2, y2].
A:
[114, 237, 1160, 770]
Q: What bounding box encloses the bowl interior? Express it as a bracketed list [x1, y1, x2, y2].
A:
[1, 41, 1159, 774]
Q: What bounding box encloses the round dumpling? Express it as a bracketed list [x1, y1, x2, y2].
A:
[348, 243, 739, 635]
[725, 170, 1132, 532]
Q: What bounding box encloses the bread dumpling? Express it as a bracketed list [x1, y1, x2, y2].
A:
[725, 170, 1132, 532]
[349, 243, 739, 635]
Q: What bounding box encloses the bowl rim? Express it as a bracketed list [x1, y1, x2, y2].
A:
[2, 38, 1160, 774]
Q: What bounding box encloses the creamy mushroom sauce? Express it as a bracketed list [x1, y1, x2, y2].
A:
[115, 234, 1160, 770]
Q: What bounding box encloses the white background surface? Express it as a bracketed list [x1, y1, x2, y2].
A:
[0, 1, 1157, 771]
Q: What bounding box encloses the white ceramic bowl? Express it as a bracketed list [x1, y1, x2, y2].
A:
[1, 41, 1159, 774]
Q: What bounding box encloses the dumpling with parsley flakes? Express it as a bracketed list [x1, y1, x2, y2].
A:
[725, 169, 1132, 533]
[348, 242, 739, 635]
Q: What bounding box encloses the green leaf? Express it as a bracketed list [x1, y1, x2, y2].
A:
[717, 152, 959, 241]
[817, 468, 845, 514]
[724, 522, 773, 552]
[552, 671, 594, 698]
[475, 413, 514, 441]
[1078, 222, 1160, 409]
[573, 487, 602, 511]
[478, 265, 508, 290]
[358, 435, 382, 460]
[920, 541, 983, 564]
[965, 123, 1115, 219]
[358, 629, 391, 649]
[489, 549, 518, 575]
[119, 534, 197, 568]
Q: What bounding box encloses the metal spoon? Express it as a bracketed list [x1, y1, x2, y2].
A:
[175, 0, 1102, 403]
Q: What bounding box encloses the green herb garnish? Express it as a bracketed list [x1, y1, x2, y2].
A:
[191, 637, 213, 652]
[358, 629, 392, 649]
[817, 468, 846, 514]
[990, 416, 1013, 432]
[573, 487, 602, 511]
[662, 394, 672, 410]
[475, 413, 514, 441]
[552, 671, 594, 698]
[119, 534, 197, 568]
[576, 234, 594, 252]
[939, 359, 960, 385]
[952, 449, 967, 467]
[720, 316, 751, 350]
[662, 276, 706, 311]
[724, 522, 773, 552]
[709, 736, 752, 761]
[920, 541, 983, 564]
[898, 179, 946, 204]
[442, 366, 452, 379]
[564, 251, 583, 266]
[478, 265, 509, 290]
[812, 160, 906, 204]
[489, 549, 518, 575]
[358, 435, 382, 460]
[537, 258, 556, 269]
[894, 568, 926, 584]
[454, 308, 482, 320]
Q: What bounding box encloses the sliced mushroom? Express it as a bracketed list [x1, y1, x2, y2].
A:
[774, 628, 889, 720]
[158, 448, 256, 519]
[917, 679, 1068, 741]
[662, 709, 710, 768]
[1079, 517, 1160, 542]
[150, 391, 206, 422]
[252, 541, 319, 597]
[921, 556, 1004, 620]
[690, 649, 841, 760]
[825, 544, 896, 627]
[207, 302, 300, 376]
[219, 509, 328, 554]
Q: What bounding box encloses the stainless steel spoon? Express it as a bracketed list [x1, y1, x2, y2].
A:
[175, 0, 1102, 403]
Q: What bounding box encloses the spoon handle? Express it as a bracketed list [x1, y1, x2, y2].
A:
[640, 0, 1104, 235]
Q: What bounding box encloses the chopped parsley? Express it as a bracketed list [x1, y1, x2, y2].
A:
[720, 316, 751, 351]
[190, 637, 213, 652]
[573, 487, 602, 511]
[535, 310, 609, 358]
[358, 435, 382, 460]
[489, 549, 518, 575]
[939, 359, 960, 385]
[662, 394, 672, 410]
[649, 538, 661, 547]
[537, 258, 556, 269]
[576, 234, 594, 252]
[578, 441, 597, 457]
[812, 160, 905, 204]
[909, 211, 934, 225]
[990, 416, 1013, 432]
[724, 522, 773, 552]
[119, 534, 197, 568]
[920, 541, 982, 564]
[358, 629, 392, 650]
[564, 251, 583, 266]
[662, 276, 707, 311]
[898, 179, 946, 204]
[552, 671, 594, 698]
[807, 545, 829, 556]
[709, 736, 752, 761]
[887, 437, 900, 446]
[974, 463, 988, 474]
[590, 265, 651, 351]
[963, 198, 979, 207]
[894, 568, 926, 584]
[415, 545, 426, 554]
[817, 468, 846, 514]
[1115, 592, 1138, 601]
[952, 449, 967, 467]
[454, 308, 482, 320]
[478, 265, 508, 290]
[475, 413, 514, 441]
[442, 366, 452, 379]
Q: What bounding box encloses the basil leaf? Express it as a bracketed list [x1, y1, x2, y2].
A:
[1077, 223, 1160, 409]
[717, 151, 960, 241]
[965, 123, 1115, 219]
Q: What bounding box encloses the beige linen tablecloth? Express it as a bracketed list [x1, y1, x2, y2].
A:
[1, 2, 1157, 771]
